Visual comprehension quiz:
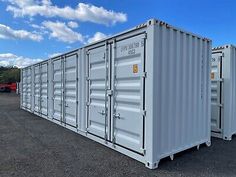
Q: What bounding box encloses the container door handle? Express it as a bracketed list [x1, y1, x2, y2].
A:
[113, 113, 120, 119]
[98, 110, 105, 116]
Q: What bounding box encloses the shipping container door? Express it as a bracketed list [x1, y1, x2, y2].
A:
[26, 68, 32, 110]
[111, 34, 146, 154]
[211, 53, 223, 132]
[64, 54, 78, 127]
[34, 65, 40, 113]
[53, 59, 63, 121]
[41, 63, 48, 116]
[22, 69, 27, 108]
[87, 46, 109, 139]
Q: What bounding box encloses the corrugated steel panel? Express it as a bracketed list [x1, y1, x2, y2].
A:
[64, 53, 79, 127]
[33, 62, 48, 116]
[211, 45, 236, 140]
[52, 57, 63, 122]
[34, 64, 40, 113]
[20, 19, 211, 169]
[111, 34, 146, 154]
[87, 45, 108, 139]
[41, 62, 48, 116]
[151, 24, 211, 164]
[22, 67, 32, 110]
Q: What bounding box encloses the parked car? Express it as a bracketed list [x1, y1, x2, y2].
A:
[0, 85, 11, 92]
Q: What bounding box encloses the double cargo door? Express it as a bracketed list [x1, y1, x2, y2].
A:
[34, 63, 48, 116]
[211, 52, 223, 132]
[52, 53, 79, 128]
[87, 34, 146, 154]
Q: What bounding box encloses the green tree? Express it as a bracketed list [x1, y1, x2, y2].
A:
[0, 67, 20, 83]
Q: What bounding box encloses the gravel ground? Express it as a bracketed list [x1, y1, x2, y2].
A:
[0, 93, 236, 177]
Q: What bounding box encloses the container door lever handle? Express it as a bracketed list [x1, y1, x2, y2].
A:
[113, 113, 120, 119]
[98, 110, 105, 116]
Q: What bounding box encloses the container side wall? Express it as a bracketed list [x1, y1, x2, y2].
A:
[153, 23, 211, 159]
[230, 46, 236, 137]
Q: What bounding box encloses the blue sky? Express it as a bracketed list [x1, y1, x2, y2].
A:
[0, 0, 235, 67]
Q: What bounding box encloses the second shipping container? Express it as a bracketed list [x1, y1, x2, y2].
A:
[211, 45, 236, 140]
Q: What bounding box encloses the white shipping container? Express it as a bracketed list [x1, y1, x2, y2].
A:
[21, 19, 211, 169]
[211, 45, 236, 140]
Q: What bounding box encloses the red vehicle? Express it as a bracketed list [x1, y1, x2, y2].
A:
[0, 83, 17, 92]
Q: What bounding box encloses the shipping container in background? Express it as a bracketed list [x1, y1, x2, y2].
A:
[211, 45, 236, 140]
[21, 19, 211, 169]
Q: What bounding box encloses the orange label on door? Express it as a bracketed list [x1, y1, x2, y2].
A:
[211, 72, 214, 79]
[133, 64, 138, 73]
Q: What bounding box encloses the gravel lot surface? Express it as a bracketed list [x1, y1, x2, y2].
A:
[0, 93, 236, 177]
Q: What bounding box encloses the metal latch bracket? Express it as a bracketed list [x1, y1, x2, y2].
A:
[107, 90, 113, 96]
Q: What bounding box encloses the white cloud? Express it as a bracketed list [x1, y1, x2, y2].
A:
[87, 32, 108, 44]
[0, 53, 42, 68]
[48, 52, 62, 58]
[4, 1, 127, 25]
[67, 21, 78, 28]
[0, 53, 17, 59]
[0, 60, 11, 67]
[43, 21, 83, 43]
[0, 23, 43, 41]
[30, 23, 45, 30]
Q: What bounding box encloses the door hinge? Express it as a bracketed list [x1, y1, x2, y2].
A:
[142, 110, 147, 116]
[112, 136, 116, 144]
[141, 148, 146, 155]
[86, 102, 90, 106]
[211, 103, 223, 108]
[143, 33, 147, 39]
[86, 77, 90, 81]
[142, 72, 147, 78]
[104, 133, 108, 140]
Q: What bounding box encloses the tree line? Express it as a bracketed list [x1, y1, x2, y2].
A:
[0, 66, 20, 83]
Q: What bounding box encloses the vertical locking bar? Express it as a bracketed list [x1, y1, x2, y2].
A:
[104, 41, 109, 142]
[111, 39, 116, 145]
[140, 35, 147, 153]
[39, 64, 42, 114]
[63, 55, 66, 124]
[85, 51, 89, 131]
[61, 56, 64, 123]
[76, 53, 79, 128]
